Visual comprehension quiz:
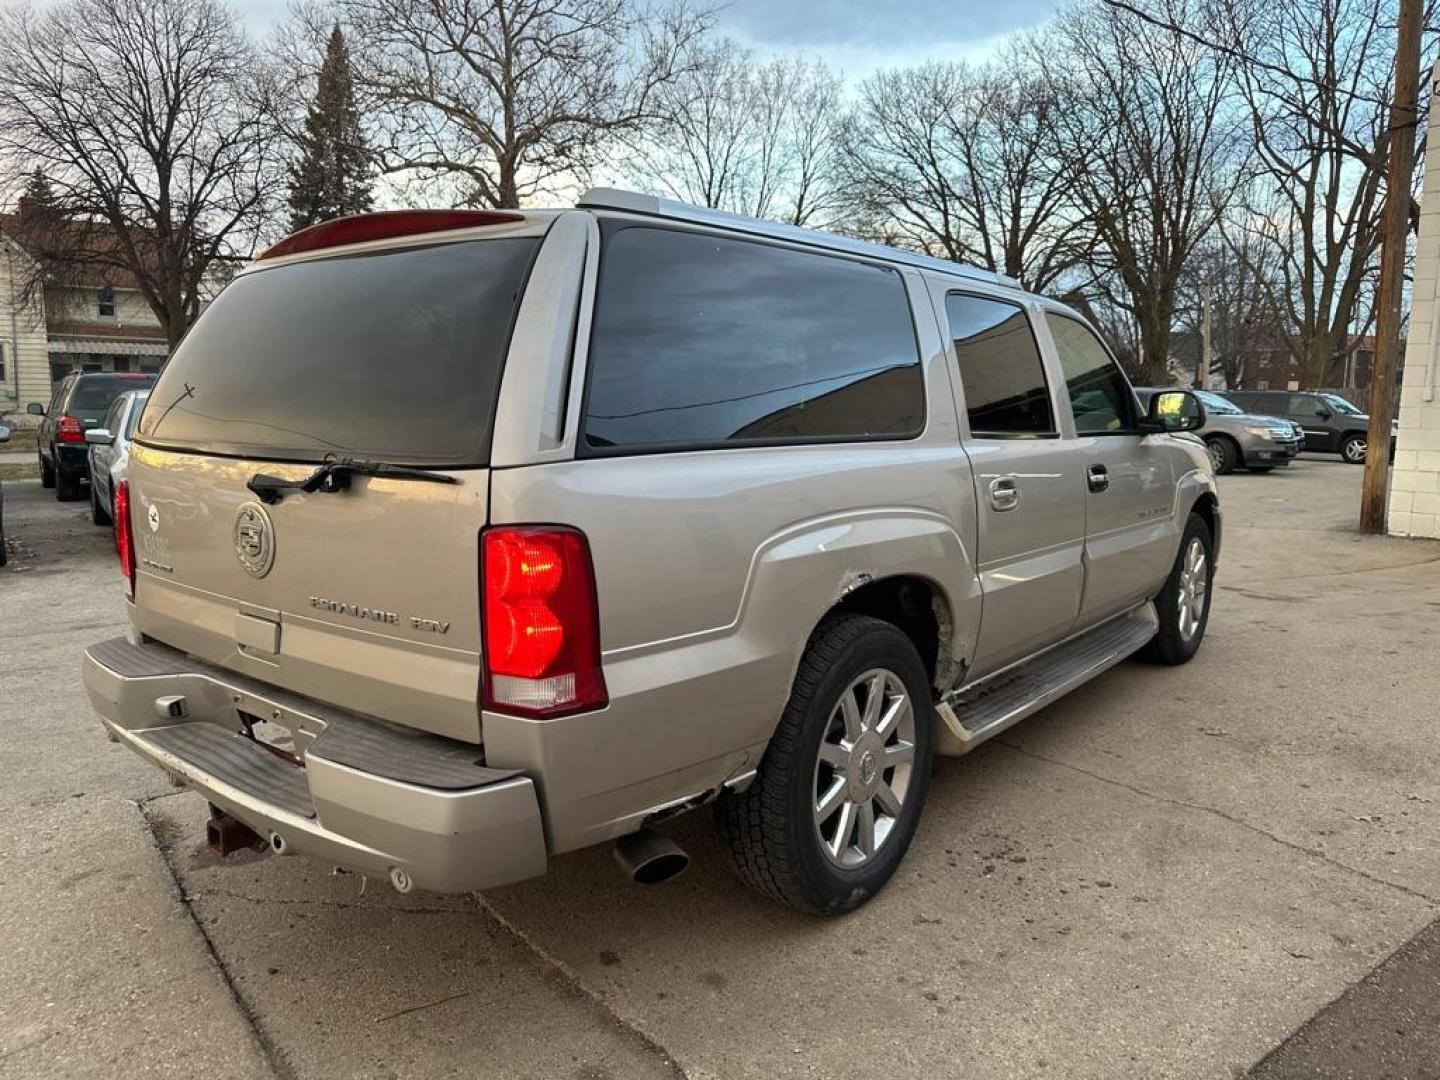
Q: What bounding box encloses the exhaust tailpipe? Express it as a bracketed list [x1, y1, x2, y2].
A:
[613, 828, 689, 885]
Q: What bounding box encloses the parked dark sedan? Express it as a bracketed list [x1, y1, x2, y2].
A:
[28, 372, 157, 501]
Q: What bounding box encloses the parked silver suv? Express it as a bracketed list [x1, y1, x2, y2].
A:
[83, 192, 1219, 914]
[1136, 388, 1300, 474]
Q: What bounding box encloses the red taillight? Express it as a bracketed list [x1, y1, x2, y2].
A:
[57, 416, 85, 444]
[482, 527, 607, 718]
[114, 480, 136, 599]
[257, 210, 525, 261]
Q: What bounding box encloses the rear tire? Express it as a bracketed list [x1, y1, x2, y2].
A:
[1140, 513, 1213, 666]
[1341, 433, 1367, 464]
[90, 481, 111, 525]
[716, 614, 934, 915]
[56, 468, 82, 502]
[39, 453, 55, 489]
[1205, 437, 1237, 475]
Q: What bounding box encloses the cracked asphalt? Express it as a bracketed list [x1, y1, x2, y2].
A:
[3, 458, 1439, 1079]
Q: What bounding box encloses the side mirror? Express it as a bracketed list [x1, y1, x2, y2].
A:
[1316, 409, 1332, 420]
[85, 428, 115, 446]
[1140, 389, 1206, 434]
[0, 425, 10, 444]
[26, 402, 45, 416]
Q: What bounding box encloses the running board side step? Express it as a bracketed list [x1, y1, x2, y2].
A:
[934, 604, 1159, 756]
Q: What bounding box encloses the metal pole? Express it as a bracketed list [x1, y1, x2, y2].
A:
[1198, 280, 1212, 390]
[1359, 0, 1421, 534]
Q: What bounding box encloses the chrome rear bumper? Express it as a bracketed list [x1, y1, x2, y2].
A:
[84, 637, 548, 893]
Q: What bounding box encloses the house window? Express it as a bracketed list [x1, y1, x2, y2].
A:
[112, 356, 131, 372]
[98, 286, 115, 318]
[1256, 380, 1270, 391]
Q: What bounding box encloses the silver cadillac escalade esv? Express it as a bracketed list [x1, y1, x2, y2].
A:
[83, 190, 1219, 914]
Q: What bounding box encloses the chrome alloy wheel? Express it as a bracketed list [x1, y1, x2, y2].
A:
[812, 668, 916, 869]
[1343, 436, 1368, 463]
[1176, 536, 1209, 642]
[1207, 440, 1227, 472]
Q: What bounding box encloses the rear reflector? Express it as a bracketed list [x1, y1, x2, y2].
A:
[482, 527, 607, 719]
[57, 415, 85, 444]
[114, 479, 136, 599]
[257, 210, 525, 261]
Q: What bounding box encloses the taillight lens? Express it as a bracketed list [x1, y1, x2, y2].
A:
[57, 416, 85, 444]
[114, 480, 136, 599]
[482, 527, 607, 718]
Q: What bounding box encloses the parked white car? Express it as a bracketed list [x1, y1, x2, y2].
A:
[84, 389, 150, 529]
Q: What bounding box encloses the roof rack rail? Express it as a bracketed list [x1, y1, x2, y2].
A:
[576, 188, 1020, 289]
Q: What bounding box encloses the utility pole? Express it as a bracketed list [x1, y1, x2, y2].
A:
[1360, 0, 1421, 534]
[1197, 280, 1212, 390]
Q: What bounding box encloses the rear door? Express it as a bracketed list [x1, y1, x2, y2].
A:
[1041, 313, 1176, 625]
[128, 226, 547, 742]
[938, 288, 1086, 675]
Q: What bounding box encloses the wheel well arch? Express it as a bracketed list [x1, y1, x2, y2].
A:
[1189, 491, 1220, 554]
[828, 574, 958, 696]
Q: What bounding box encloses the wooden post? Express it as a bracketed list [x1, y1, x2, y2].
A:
[1360, 0, 1422, 533]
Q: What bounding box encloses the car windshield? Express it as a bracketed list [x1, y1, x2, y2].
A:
[1320, 393, 1363, 415]
[1194, 390, 1243, 415]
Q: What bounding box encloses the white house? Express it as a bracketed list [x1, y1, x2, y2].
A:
[0, 203, 169, 427]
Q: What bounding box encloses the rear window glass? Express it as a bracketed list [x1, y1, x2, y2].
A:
[139, 239, 539, 465]
[69, 375, 155, 412]
[581, 226, 924, 451]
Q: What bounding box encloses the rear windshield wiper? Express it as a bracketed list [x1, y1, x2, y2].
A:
[246, 457, 460, 504]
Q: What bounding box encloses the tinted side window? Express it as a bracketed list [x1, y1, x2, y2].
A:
[101, 397, 125, 435]
[1045, 314, 1137, 434]
[582, 227, 924, 451]
[1290, 393, 1324, 418]
[946, 294, 1053, 436]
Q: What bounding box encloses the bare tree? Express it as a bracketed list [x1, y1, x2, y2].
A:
[624, 40, 845, 225]
[314, 0, 709, 209]
[842, 50, 1092, 292]
[0, 0, 282, 349]
[1045, 0, 1240, 385]
[1176, 233, 1288, 388]
[1212, 0, 1399, 387]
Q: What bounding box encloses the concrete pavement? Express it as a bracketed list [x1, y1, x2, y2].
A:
[2, 457, 1438, 1078]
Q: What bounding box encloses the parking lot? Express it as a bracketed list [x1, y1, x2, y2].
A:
[3, 458, 1439, 1080]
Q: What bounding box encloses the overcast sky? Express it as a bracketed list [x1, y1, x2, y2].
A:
[237, 0, 1061, 81]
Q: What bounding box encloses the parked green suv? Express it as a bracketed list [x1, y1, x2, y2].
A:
[28, 372, 157, 501]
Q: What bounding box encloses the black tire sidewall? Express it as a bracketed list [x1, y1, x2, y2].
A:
[1148, 514, 1214, 664]
[1206, 438, 1235, 475]
[780, 620, 935, 912]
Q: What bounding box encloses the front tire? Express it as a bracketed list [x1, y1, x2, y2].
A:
[716, 614, 935, 915]
[1205, 437, 1237, 475]
[1341, 433, 1367, 464]
[1140, 513, 1214, 665]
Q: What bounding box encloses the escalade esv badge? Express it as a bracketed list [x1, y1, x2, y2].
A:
[233, 502, 276, 578]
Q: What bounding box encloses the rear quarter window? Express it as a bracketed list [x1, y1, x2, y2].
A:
[581, 226, 925, 452]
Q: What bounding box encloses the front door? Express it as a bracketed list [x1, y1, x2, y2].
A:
[939, 289, 1087, 676]
[1041, 313, 1177, 625]
[1289, 393, 1335, 451]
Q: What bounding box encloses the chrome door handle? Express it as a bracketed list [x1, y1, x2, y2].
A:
[989, 477, 1020, 511]
[1087, 464, 1109, 493]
